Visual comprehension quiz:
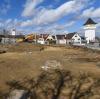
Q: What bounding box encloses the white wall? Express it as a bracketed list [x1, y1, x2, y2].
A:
[72, 34, 81, 44]
[85, 29, 95, 43]
[11, 30, 16, 36]
[1, 38, 16, 44]
[37, 38, 45, 44]
[84, 25, 96, 43]
[46, 35, 54, 40]
[57, 40, 66, 44]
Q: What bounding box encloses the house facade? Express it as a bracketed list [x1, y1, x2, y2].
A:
[45, 35, 56, 44]
[37, 38, 45, 44]
[56, 35, 66, 45]
[0, 35, 24, 44]
[37, 34, 49, 44]
[72, 33, 82, 45]
[66, 33, 84, 45]
[1, 35, 16, 44]
[35, 33, 86, 45]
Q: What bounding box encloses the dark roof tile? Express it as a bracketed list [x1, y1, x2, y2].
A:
[84, 18, 97, 25]
[66, 33, 76, 39]
[56, 35, 66, 40]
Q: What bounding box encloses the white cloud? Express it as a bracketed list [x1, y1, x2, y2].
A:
[34, 1, 75, 24]
[21, 0, 90, 27]
[22, 0, 44, 17]
[81, 7, 100, 18]
[4, 0, 98, 35]
[0, 23, 3, 27]
[51, 21, 75, 31]
[0, 19, 22, 30]
[20, 20, 33, 27]
[32, 0, 88, 25]
[31, 20, 75, 34]
[5, 19, 12, 24]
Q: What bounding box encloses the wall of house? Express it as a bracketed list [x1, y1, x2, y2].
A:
[72, 34, 81, 44]
[37, 38, 45, 44]
[11, 29, 16, 36]
[46, 35, 54, 40]
[56, 40, 66, 45]
[1, 38, 16, 44]
[66, 40, 73, 45]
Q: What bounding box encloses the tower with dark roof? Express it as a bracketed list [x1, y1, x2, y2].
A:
[83, 18, 97, 43]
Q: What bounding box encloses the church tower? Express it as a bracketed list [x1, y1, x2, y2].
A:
[83, 18, 97, 43]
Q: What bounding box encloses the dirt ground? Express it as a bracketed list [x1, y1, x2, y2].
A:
[0, 43, 100, 92]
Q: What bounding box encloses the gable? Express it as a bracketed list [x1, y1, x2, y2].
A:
[47, 35, 53, 39]
[72, 34, 81, 39]
[46, 35, 54, 40]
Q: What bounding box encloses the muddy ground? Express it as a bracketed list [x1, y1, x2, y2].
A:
[0, 43, 100, 92]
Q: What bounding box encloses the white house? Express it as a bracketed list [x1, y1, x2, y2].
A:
[37, 34, 49, 44]
[11, 29, 16, 36]
[66, 33, 84, 45]
[72, 33, 82, 45]
[37, 34, 56, 45]
[45, 34, 56, 44]
[83, 18, 97, 44]
[46, 35, 55, 41]
[37, 38, 45, 44]
[56, 35, 66, 45]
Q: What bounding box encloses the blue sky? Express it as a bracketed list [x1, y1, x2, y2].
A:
[0, 0, 100, 35]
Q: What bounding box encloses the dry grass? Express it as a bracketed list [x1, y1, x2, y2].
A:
[0, 43, 100, 93]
